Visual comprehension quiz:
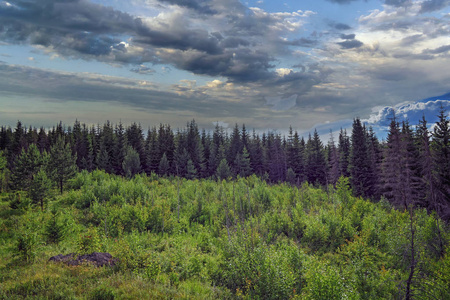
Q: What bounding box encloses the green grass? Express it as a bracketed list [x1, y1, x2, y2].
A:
[0, 171, 449, 299]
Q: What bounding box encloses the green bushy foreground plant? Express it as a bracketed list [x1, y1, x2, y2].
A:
[0, 170, 449, 299]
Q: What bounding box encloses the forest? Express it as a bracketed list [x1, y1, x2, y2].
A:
[0, 109, 449, 299]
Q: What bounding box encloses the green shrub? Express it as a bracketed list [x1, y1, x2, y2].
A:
[15, 230, 39, 262]
[77, 226, 101, 255]
[90, 285, 115, 300]
[303, 258, 354, 300]
[44, 209, 68, 244]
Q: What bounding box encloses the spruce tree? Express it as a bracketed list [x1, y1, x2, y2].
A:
[208, 124, 225, 176]
[287, 126, 304, 180]
[366, 126, 382, 199]
[400, 121, 422, 206]
[431, 106, 450, 212]
[228, 124, 242, 170]
[338, 128, 350, 178]
[112, 122, 127, 175]
[158, 124, 175, 174]
[11, 144, 47, 191]
[122, 146, 141, 178]
[216, 158, 231, 180]
[48, 137, 77, 194]
[327, 131, 340, 185]
[158, 153, 170, 176]
[37, 127, 49, 153]
[29, 168, 52, 210]
[126, 123, 146, 171]
[382, 118, 405, 207]
[186, 120, 205, 175]
[268, 133, 286, 182]
[248, 130, 265, 176]
[416, 116, 439, 210]
[186, 159, 198, 179]
[306, 130, 327, 185]
[146, 127, 160, 174]
[349, 118, 370, 197]
[0, 150, 9, 192]
[234, 146, 252, 177]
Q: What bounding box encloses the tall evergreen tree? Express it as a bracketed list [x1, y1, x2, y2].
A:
[112, 122, 127, 175]
[158, 124, 175, 173]
[287, 127, 304, 181]
[327, 132, 340, 185]
[234, 146, 252, 177]
[431, 106, 450, 217]
[201, 129, 211, 175]
[338, 128, 350, 178]
[37, 127, 49, 153]
[11, 143, 48, 191]
[228, 124, 242, 170]
[306, 130, 327, 185]
[216, 158, 231, 180]
[0, 150, 9, 192]
[416, 116, 439, 210]
[400, 121, 422, 205]
[146, 127, 160, 174]
[158, 152, 170, 176]
[382, 118, 405, 207]
[268, 133, 286, 182]
[122, 146, 141, 178]
[186, 159, 198, 179]
[349, 118, 371, 197]
[29, 168, 52, 210]
[366, 126, 382, 199]
[9, 121, 26, 165]
[48, 137, 77, 194]
[186, 120, 205, 176]
[0, 126, 13, 151]
[248, 130, 265, 176]
[126, 123, 146, 171]
[96, 122, 115, 173]
[207, 124, 225, 177]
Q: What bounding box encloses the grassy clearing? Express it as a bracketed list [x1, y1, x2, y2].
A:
[0, 172, 449, 299]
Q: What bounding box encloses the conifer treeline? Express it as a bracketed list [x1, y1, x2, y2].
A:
[0, 109, 449, 219]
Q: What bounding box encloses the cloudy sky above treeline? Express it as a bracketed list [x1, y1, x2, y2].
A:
[0, 0, 449, 135]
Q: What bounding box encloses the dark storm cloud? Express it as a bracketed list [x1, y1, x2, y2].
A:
[130, 65, 155, 75]
[420, 0, 450, 13]
[219, 37, 250, 48]
[0, 0, 137, 59]
[0, 0, 319, 85]
[400, 34, 426, 46]
[337, 39, 363, 49]
[423, 44, 450, 54]
[287, 38, 318, 47]
[157, 0, 217, 14]
[0, 63, 266, 122]
[134, 21, 222, 55]
[164, 48, 275, 82]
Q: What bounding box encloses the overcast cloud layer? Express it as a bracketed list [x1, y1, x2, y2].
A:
[0, 0, 449, 134]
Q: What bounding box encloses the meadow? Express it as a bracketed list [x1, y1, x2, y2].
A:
[0, 171, 449, 299]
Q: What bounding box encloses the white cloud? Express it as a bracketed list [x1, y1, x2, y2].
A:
[275, 68, 293, 77]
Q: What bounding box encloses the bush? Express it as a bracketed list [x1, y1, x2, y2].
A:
[44, 209, 68, 244]
[77, 226, 101, 255]
[90, 285, 115, 300]
[15, 230, 39, 262]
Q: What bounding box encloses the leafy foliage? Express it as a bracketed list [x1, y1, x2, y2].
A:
[0, 170, 449, 299]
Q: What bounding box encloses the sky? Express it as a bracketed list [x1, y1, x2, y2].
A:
[0, 0, 449, 136]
